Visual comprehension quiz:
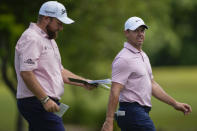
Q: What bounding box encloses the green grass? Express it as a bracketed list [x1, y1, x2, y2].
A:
[0, 84, 17, 131]
[0, 66, 197, 131]
[150, 66, 197, 131]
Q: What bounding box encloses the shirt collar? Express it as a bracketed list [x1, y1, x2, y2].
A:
[124, 42, 141, 53]
[29, 22, 48, 38]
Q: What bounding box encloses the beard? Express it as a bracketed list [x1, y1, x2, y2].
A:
[46, 25, 57, 39]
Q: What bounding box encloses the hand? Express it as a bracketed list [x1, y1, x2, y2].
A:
[101, 118, 113, 131]
[83, 80, 98, 90]
[173, 102, 192, 115]
[84, 83, 98, 90]
[43, 99, 60, 112]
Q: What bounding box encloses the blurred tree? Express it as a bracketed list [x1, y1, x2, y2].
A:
[0, 14, 24, 131]
[0, 0, 43, 130]
[170, 0, 197, 65]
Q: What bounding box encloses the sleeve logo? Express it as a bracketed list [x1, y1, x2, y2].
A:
[24, 59, 35, 65]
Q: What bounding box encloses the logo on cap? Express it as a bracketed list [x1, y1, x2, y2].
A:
[61, 9, 66, 15]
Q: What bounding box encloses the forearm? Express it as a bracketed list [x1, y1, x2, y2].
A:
[152, 80, 177, 107]
[106, 82, 122, 120]
[61, 68, 86, 84]
[61, 68, 92, 88]
[106, 91, 119, 120]
[20, 71, 47, 100]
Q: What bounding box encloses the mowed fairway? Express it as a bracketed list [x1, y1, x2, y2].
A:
[150, 66, 197, 131]
[0, 66, 196, 131]
[0, 85, 18, 131]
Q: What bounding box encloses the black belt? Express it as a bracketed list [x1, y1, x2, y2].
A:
[119, 102, 151, 112]
[18, 96, 59, 103]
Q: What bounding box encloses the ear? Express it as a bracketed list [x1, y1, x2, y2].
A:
[43, 16, 51, 24]
[124, 30, 129, 37]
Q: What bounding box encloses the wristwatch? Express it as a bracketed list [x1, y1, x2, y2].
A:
[40, 96, 50, 104]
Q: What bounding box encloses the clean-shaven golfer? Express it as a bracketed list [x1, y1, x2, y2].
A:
[101, 16, 192, 131]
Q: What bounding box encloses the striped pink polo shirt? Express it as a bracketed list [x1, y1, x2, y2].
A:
[112, 42, 153, 107]
[15, 23, 64, 100]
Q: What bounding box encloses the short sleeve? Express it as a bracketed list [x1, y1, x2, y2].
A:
[61, 64, 64, 70]
[17, 35, 42, 71]
[150, 67, 154, 80]
[112, 57, 131, 86]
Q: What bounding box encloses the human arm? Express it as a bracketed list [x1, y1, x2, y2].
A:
[152, 79, 192, 115]
[20, 71, 59, 112]
[61, 68, 96, 90]
[101, 82, 124, 131]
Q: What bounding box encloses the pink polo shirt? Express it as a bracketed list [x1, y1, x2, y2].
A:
[15, 23, 64, 100]
[112, 42, 153, 107]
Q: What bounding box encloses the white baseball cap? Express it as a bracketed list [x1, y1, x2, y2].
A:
[124, 16, 148, 31]
[39, 1, 74, 24]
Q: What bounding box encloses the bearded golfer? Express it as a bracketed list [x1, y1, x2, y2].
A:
[15, 1, 95, 131]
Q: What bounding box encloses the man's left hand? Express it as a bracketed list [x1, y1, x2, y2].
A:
[174, 102, 192, 115]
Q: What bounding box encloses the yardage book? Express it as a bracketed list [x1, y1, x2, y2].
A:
[68, 78, 111, 90]
[54, 103, 69, 117]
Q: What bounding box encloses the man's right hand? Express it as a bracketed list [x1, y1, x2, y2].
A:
[43, 99, 60, 112]
[101, 118, 114, 131]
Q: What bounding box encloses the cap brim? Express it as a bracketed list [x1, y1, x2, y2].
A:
[58, 16, 74, 24]
[129, 24, 148, 31]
